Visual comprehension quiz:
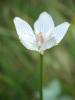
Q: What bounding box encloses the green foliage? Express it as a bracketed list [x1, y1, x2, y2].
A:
[0, 0, 75, 100]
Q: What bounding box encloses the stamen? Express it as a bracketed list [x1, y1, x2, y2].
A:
[36, 32, 44, 47]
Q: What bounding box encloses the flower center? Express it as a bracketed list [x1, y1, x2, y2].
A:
[36, 32, 44, 48]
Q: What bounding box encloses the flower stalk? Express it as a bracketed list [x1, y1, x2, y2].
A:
[40, 53, 44, 100]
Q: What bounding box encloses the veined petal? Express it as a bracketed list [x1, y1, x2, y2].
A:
[40, 37, 56, 51]
[40, 22, 70, 51]
[52, 22, 70, 44]
[20, 35, 38, 51]
[34, 12, 54, 38]
[13, 17, 35, 42]
[13, 17, 38, 51]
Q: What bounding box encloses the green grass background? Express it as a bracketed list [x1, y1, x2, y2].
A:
[0, 0, 75, 100]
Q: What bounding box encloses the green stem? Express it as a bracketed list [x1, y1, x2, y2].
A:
[40, 54, 43, 100]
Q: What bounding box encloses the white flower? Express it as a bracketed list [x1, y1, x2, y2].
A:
[13, 12, 70, 54]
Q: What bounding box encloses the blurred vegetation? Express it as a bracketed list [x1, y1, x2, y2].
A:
[0, 0, 75, 100]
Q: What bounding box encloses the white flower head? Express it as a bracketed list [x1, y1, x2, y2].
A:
[13, 12, 70, 54]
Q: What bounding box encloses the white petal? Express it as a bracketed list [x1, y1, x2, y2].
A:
[13, 17, 35, 42]
[40, 22, 70, 51]
[13, 17, 38, 51]
[40, 37, 56, 51]
[34, 12, 54, 38]
[20, 35, 38, 51]
[52, 22, 70, 44]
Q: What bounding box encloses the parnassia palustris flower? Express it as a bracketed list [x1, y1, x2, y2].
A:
[13, 12, 70, 54]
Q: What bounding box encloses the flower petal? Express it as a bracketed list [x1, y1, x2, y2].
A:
[19, 34, 38, 51]
[13, 17, 35, 42]
[34, 12, 54, 38]
[52, 22, 70, 44]
[40, 37, 56, 51]
[40, 22, 70, 51]
[13, 17, 38, 51]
